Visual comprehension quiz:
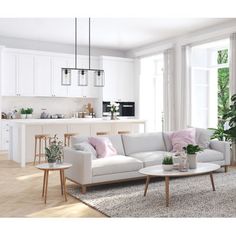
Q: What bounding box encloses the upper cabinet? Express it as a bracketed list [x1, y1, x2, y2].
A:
[101, 56, 135, 102]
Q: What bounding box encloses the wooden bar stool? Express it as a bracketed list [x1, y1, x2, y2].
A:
[34, 134, 50, 165]
[64, 133, 77, 147]
[96, 131, 109, 136]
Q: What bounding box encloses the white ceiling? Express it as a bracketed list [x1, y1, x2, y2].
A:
[0, 18, 232, 51]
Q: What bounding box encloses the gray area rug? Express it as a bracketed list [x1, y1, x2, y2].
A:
[67, 169, 236, 217]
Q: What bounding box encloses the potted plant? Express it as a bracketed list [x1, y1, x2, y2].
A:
[20, 108, 27, 119]
[45, 135, 63, 167]
[162, 156, 174, 171]
[223, 94, 236, 163]
[183, 144, 202, 169]
[109, 102, 119, 120]
[26, 108, 33, 119]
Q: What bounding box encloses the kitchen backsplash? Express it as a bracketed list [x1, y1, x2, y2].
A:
[1, 96, 97, 119]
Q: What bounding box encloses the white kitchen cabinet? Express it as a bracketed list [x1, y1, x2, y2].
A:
[90, 123, 112, 136]
[18, 54, 34, 96]
[34, 55, 52, 96]
[67, 124, 90, 136]
[102, 57, 135, 102]
[0, 120, 10, 151]
[2, 52, 17, 96]
[51, 57, 68, 97]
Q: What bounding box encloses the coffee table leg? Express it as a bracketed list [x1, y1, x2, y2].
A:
[144, 176, 150, 197]
[44, 170, 49, 204]
[62, 170, 67, 202]
[210, 173, 215, 191]
[60, 170, 63, 195]
[42, 170, 46, 197]
[165, 176, 170, 207]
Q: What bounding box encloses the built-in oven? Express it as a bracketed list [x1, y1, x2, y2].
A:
[103, 101, 135, 117]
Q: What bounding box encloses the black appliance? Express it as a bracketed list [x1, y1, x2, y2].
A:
[103, 101, 135, 117]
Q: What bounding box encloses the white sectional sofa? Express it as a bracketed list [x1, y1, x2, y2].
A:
[64, 130, 231, 193]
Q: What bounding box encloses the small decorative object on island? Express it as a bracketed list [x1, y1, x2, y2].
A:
[109, 101, 119, 120]
[45, 135, 64, 167]
[20, 108, 27, 119]
[26, 108, 33, 119]
[162, 156, 174, 171]
[178, 151, 188, 172]
[183, 144, 202, 169]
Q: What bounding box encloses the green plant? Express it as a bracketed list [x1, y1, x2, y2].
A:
[162, 156, 173, 165]
[45, 135, 63, 163]
[20, 108, 26, 114]
[223, 94, 236, 143]
[26, 108, 33, 114]
[208, 127, 230, 141]
[183, 144, 202, 155]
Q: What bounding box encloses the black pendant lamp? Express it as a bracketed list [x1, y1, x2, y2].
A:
[61, 17, 105, 87]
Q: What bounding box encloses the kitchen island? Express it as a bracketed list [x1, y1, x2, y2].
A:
[8, 118, 146, 167]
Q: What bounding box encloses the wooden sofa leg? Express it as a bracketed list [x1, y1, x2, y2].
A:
[224, 166, 228, 173]
[81, 186, 87, 194]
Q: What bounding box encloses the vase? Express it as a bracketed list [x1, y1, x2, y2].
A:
[188, 154, 197, 169]
[48, 161, 56, 168]
[179, 152, 188, 172]
[111, 112, 115, 120]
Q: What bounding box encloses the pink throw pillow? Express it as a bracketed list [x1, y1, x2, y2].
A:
[88, 137, 117, 158]
[169, 128, 196, 152]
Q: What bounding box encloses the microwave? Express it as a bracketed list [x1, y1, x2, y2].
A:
[103, 101, 135, 117]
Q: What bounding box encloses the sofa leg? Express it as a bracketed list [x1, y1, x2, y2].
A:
[224, 166, 228, 173]
[81, 186, 87, 194]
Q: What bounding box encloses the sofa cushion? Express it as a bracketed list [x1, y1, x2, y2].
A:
[72, 135, 125, 156]
[197, 149, 224, 162]
[122, 132, 166, 155]
[74, 142, 97, 160]
[129, 151, 173, 167]
[92, 155, 143, 176]
[195, 128, 214, 149]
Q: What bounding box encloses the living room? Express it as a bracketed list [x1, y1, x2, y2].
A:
[1, 0, 236, 236]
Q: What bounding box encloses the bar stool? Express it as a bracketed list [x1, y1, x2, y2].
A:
[64, 133, 77, 147]
[96, 131, 109, 136]
[34, 134, 50, 165]
[118, 131, 130, 135]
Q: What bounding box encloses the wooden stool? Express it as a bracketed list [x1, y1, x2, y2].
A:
[64, 133, 77, 147]
[96, 131, 109, 136]
[34, 134, 50, 165]
[118, 131, 130, 135]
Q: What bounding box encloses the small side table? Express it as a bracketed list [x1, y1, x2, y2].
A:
[36, 163, 72, 204]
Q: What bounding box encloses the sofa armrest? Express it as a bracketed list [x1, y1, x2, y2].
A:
[64, 147, 92, 185]
[209, 140, 231, 165]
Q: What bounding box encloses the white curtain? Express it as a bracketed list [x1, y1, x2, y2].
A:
[229, 33, 236, 96]
[179, 45, 191, 129]
[163, 48, 175, 131]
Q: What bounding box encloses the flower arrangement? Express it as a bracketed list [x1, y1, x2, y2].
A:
[109, 101, 119, 120]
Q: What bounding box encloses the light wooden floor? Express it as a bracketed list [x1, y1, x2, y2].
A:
[0, 154, 104, 217]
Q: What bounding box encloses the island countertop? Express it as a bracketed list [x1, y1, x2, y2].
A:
[8, 118, 146, 125]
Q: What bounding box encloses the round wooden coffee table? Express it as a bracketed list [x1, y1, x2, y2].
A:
[139, 163, 221, 207]
[36, 163, 72, 204]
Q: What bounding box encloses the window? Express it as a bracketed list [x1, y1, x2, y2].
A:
[190, 39, 229, 129]
[139, 54, 164, 132]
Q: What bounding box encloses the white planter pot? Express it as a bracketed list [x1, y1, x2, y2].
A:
[26, 114, 33, 119]
[188, 154, 197, 169]
[162, 164, 174, 171]
[21, 114, 27, 119]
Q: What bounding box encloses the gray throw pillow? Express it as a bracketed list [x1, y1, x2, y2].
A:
[195, 128, 214, 149]
[74, 142, 97, 160]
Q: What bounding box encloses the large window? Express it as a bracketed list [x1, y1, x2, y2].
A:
[190, 39, 230, 129]
[139, 54, 164, 132]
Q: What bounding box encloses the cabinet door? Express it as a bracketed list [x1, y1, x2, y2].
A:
[2, 52, 17, 96]
[102, 58, 119, 101]
[34, 55, 52, 96]
[67, 124, 90, 136]
[52, 57, 68, 97]
[18, 54, 34, 96]
[90, 123, 112, 136]
[119, 61, 135, 101]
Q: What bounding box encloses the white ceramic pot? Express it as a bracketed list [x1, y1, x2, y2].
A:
[26, 114, 33, 119]
[48, 162, 56, 168]
[188, 154, 197, 169]
[162, 164, 174, 171]
[21, 114, 26, 119]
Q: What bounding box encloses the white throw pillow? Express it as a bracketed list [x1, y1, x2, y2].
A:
[195, 128, 214, 149]
[74, 142, 97, 160]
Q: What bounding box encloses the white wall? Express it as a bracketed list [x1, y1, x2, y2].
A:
[1, 96, 98, 118]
